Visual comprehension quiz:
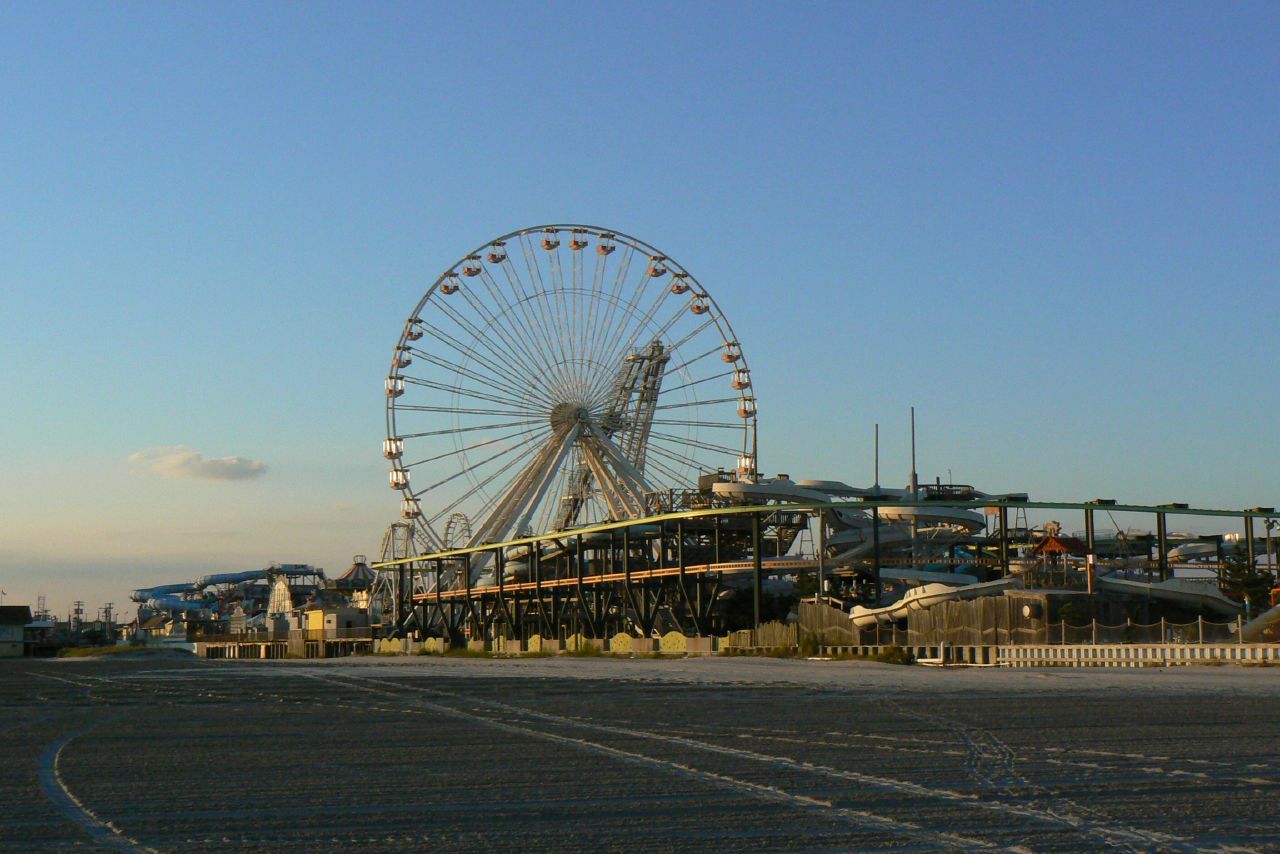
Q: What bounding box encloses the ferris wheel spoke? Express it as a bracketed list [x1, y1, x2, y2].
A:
[584, 244, 630, 362]
[396, 417, 544, 440]
[648, 431, 743, 457]
[406, 345, 542, 408]
[426, 438, 549, 526]
[513, 250, 584, 397]
[581, 245, 614, 374]
[649, 418, 744, 430]
[544, 244, 577, 386]
[431, 297, 533, 382]
[667, 316, 718, 354]
[532, 285, 583, 399]
[592, 264, 667, 384]
[586, 289, 687, 406]
[569, 245, 589, 391]
[397, 404, 531, 417]
[638, 446, 697, 484]
[665, 343, 721, 376]
[496, 255, 567, 382]
[400, 375, 534, 411]
[472, 269, 567, 400]
[411, 434, 544, 496]
[643, 440, 705, 474]
[432, 296, 554, 395]
[576, 259, 616, 381]
[416, 320, 544, 403]
[454, 280, 558, 391]
[644, 456, 692, 487]
[585, 246, 642, 378]
[517, 235, 574, 381]
[491, 258, 557, 376]
[400, 426, 547, 470]
[658, 369, 734, 397]
[653, 395, 741, 412]
[641, 295, 697, 350]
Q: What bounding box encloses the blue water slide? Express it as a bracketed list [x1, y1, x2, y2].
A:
[130, 582, 199, 603]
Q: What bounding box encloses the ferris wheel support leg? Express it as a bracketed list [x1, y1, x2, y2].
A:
[395, 564, 408, 637]
[676, 521, 703, 637]
[648, 571, 663, 635]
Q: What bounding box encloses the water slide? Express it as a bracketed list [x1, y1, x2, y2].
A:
[1241, 603, 1280, 642]
[1097, 574, 1241, 618]
[849, 576, 1023, 628]
[1166, 542, 1221, 562]
[132, 564, 322, 612]
[129, 582, 208, 613]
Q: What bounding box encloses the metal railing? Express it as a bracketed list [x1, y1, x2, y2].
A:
[1047, 618, 1241, 645]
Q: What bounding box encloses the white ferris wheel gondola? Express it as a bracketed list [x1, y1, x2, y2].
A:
[384, 224, 758, 559]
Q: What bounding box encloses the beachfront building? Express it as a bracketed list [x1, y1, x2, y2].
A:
[0, 606, 33, 657]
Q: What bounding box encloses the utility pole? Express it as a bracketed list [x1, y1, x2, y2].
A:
[909, 407, 919, 565]
[872, 423, 882, 603]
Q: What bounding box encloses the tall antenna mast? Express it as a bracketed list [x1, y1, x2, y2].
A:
[909, 406, 918, 498]
[873, 422, 880, 494]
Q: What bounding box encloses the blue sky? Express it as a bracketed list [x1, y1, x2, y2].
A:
[2, 2, 1277, 616]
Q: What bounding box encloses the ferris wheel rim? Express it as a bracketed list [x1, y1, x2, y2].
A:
[385, 223, 759, 549]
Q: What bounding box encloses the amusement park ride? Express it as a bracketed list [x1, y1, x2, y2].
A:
[373, 224, 1279, 644]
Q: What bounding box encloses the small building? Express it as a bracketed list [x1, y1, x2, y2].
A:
[1027, 534, 1090, 588]
[1029, 534, 1089, 558]
[304, 605, 369, 637]
[0, 606, 34, 657]
[140, 614, 173, 640]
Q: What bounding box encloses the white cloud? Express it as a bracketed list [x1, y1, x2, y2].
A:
[128, 445, 267, 481]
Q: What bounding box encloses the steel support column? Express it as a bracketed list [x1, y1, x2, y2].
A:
[1157, 512, 1168, 581]
[434, 559, 443, 636]
[713, 515, 721, 564]
[1245, 517, 1255, 575]
[1084, 508, 1095, 596]
[872, 505, 882, 601]
[999, 506, 1010, 576]
[752, 512, 762, 627]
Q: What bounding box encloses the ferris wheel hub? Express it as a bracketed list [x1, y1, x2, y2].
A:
[549, 401, 591, 433]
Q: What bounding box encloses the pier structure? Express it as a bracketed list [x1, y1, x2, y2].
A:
[373, 499, 1278, 650]
[372, 223, 1277, 656]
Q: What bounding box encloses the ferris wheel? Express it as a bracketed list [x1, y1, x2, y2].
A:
[384, 224, 758, 553]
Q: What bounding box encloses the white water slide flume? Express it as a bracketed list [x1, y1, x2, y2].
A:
[384, 224, 758, 571]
